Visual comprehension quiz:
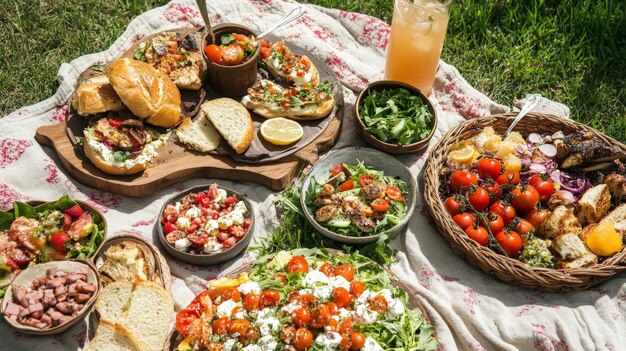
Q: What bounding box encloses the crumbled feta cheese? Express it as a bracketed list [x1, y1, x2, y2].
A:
[230, 210, 245, 225]
[238, 281, 261, 295]
[174, 238, 191, 251]
[329, 276, 350, 291]
[223, 339, 237, 351]
[257, 335, 278, 350]
[363, 337, 384, 351]
[214, 189, 227, 203]
[175, 216, 191, 229]
[174, 202, 183, 213]
[387, 297, 405, 318]
[218, 210, 245, 229]
[217, 300, 239, 318]
[203, 237, 222, 254]
[185, 206, 201, 219]
[299, 289, 313, 296]
[303, 270, 330, 287]
[234, 310, 247, 320]
[313, 284, 333, 300]
[242, 345, 262, 351]
[234, 201, 248, 214]
[338, 308, 351, 319]
[315, 331, 342, 350]
[281, 300, 302, 314]
[355, 303, 379, 324]
[205, 219, 219, 235]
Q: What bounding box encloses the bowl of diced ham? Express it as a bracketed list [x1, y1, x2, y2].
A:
[2, 260, 100, 335]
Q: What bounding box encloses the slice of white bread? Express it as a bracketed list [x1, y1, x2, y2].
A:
[96, 281, 134, 324]
[176, 117, 221, 153]
[99, 241, 154, 283]
[599, 204, 626, 238]
[201, 98, 253, 154]
[538, 206, 582, 239]
[120, 281, 174, 351]
[576, 184, 611, 225]
[86, 320, 147, 351]
[558, 250, 598, 269]
[551, 233, 588, 260]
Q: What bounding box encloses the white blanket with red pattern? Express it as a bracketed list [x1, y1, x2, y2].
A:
[1, 1, 623, 350]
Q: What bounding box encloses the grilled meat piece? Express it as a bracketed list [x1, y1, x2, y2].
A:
[342, 198, 366, 218]
[319, 184, 335, 197]
[315, 205, 338, 223]
[561, 139, 624, 169]
[9, 217, 42, 253]
[120, 119, 144, 129]
[314, 196, 340, 207]
[353, 216, 375, 233]
[94, 118, 147, 151]
[359, 183, 385, 200]
[555, 131, 594, 159]
[605, 173, 626, 199]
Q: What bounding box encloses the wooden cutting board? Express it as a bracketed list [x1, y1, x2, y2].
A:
[35, 30, 344, 197]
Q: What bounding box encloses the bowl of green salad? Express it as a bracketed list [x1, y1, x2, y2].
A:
[300, 147, 417, 244]
[354, 80, 437, 154]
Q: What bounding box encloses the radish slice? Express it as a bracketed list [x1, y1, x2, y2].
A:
[528, 133, 543, 144]
[551, 131, 565, 139]
[538, 143, 557, 157]
[529, 163, 547, 173]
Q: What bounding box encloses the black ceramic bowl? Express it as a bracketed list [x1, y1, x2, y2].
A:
[156, 184, 255, 265]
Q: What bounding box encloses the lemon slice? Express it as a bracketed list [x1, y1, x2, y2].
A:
[449, 145, 479, 164]
[260, 117, 304, 145]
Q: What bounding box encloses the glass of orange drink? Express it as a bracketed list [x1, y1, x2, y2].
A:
[384, 0, 451, 95]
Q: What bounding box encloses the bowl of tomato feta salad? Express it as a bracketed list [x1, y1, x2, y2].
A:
[172, 249, 438, 351]
[156, 184, 255, 265]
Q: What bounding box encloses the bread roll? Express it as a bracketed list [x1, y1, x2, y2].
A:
[72, 75, 125, 116]
[108, 58, 182, 128]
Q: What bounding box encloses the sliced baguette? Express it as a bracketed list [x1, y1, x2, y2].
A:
[201, 98, 253, 154]
[86, 320, 147, 351]
[576, 184, 611, 225]
[599, 204, 626, 238]
[96, 281, 134, 324]
[176, 117, 221, 153]
[99, 241, 154, 283]
[120, 281, 174, 351]
[264, 54, 320, 87]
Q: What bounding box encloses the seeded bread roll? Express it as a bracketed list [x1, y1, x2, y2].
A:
[108, 58, 182, 128]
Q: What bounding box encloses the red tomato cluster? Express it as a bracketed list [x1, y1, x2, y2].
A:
[444, 159, 555, 256]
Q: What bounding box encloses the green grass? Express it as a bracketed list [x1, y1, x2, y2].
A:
[1, 0, 624, 141]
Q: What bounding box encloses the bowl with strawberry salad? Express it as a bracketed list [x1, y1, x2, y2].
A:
[156, 184, 255, 265]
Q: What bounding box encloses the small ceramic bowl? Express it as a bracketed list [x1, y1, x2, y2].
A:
[202, 23, 260, 97]
[2, 260, 101, 335]
[156, 185, 255, 265]
[300, 147, 417, 244]
[354, 80, 438, 154]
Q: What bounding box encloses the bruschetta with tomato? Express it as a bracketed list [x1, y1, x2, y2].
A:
[259, 39, 320, 87]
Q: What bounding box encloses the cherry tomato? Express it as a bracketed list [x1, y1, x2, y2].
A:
[510, 185, 540, 213]
[260, 46, 272, 59]
[325, 318, 339, 332]
[332, 287, 351, 308]
[208, 184, 219, 200]
[288, 256, 309, 273]
[453, 212, 476, 230]
[495, 230, 523, 256]
[340, 333, 352, 350]
[293, 327, 314, 351]
[224, 196, 237, 206]
[260, 290, 281, 308]
[221, 287, 241, 302]
[326, 302, 339, 315]
[334, 264, 355, 281]
[229, 319, 251, 335]
[272, 273, 287, 284]
[359, 174, 375, 187]
[525, 208, 550, 227]
[319, 263, 334, 277]
[481, 212, 504, 234]
[478, 158, 502, 180]
[204, 44, 223, 64]
[490, 201, 517, 225]
[187, 231, 209, 246]
[49, 232, 70, 253]
[529, 174, 555, 202]
[468, 187, 490, 211]
[243, 293, 260, 311]
[513, 218, 534, 236]
[338, 318, 354, 333]
[465, 226, 489, 246]
[310, 304, 330, 329]
[338, 179, 355, 191]
[371, 198, 389, 212]
[385, 186, 403, 201]
[496, 171, 521, 185]
[241, 327, 260, 344]
[186, 224, 198, 234]
[369, 294, 388, 313]
[175, 308, 200, 334]
[450, 170, 479, 193]
[212, 317, 231, 335]
[444, 196, 463, 216]
[331, 164, 344, 176]
[221, 43, 245, 65]
[292, 307, 312, 327]
[164, 222, 177, 234]
[194, 192, 207, 204]
[484, 180, 503, 199]
[106, 116, 124, 128]
[280, 324, 296, 343]
[351, 331, 366, 350]
[349, 281, 365, 297]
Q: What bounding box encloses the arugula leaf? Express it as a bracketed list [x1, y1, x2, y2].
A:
[13, 201, 37, 218]
[359, 88, 434, 146]
[133, 42, 148, 61]
[0, 211, 14, 231]
[220, 34, 235, 45]
[113, 150, 132, 163]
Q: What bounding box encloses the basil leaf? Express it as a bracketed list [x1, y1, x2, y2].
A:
[35, 195, 76, 213]
[221, 34, 235, 45]
[133, 42, 148, 61]
[0, 211, 14, 231]
[13, 201, 36, 218]
[113, 151, 132, 163]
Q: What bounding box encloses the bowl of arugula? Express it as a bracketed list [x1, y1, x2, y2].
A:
[354, 80, 437, 154]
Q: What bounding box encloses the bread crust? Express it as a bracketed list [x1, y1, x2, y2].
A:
[72, 75, 125, 116]
[202, 98, 254, 154]
[83, 134, 149, 176]
[108, 58, 182, 128]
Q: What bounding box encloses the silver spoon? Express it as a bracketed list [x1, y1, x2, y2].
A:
[256, 6, 305, 40]
[504, 94, 542, 136]
[196, 0, 216, 44]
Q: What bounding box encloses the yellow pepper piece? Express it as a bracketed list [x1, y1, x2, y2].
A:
[586, 222, 623, 256]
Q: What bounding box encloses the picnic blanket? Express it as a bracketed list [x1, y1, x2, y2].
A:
[1, 0, 624, 350]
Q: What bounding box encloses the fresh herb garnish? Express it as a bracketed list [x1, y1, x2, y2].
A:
[359, 88, 434, 146]
[113, 150, 132, 163]
[221, 34, 235, 45]
[91, 64, 106, 73]
[133, 42, 148, 61]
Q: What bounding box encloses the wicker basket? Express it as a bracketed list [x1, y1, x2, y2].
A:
[423, 112, 626, 292]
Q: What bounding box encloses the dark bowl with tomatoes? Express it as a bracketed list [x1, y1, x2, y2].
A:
[156, 184, 255, 265]
[202, 23, 260, 97]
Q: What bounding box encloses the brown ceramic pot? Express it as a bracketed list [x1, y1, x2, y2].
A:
[202, 24, 260, 97]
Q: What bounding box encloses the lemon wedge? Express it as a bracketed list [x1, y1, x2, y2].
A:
[260, 117, 304, 145]
[586, 222, 623, 256]
[449, 145, 479, 164]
